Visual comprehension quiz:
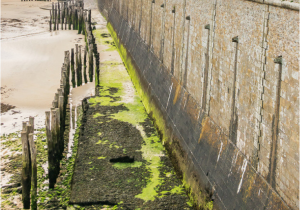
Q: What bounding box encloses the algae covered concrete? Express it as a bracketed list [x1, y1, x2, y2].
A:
[69, 9, 195, 209]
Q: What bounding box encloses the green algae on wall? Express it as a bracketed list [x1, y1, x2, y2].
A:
[105, 21, 213, 208]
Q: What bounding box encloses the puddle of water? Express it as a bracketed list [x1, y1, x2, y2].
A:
[67, 82, 95, 159]
[67, 102, 76, 159]
[70, 83, 95, 107]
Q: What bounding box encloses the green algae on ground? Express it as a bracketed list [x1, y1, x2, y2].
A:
[98, 69, 166, 202]
[93, 29, 117, 51]
[159, 185, 184, 198]
[106, 21, 206, 208]
[110, 98, 148, 125]
[97, 156, 106, 160]
[96, 140, 103, 144]
[112, 161, 143, 169]
[96, 139, 109, 145]
[93, 113, 104, 118]
[95, 22, 188, 204]
[89, 96, 118, 107]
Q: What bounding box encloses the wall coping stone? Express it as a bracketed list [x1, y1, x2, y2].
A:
[246, 0, 299, 10]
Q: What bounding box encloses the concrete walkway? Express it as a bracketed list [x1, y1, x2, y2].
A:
[68, 1, 194, 209]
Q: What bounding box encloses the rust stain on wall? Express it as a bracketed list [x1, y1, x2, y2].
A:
[173, 79, 181, 105]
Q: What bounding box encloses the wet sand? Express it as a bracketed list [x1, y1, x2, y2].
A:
[0, 1, 96, 207]
[1, 0, 88, 134]
[1, 0, 50, 40]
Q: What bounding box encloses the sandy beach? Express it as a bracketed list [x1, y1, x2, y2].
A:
[1, 0, 88, 134]
[0, 1, 91, 206]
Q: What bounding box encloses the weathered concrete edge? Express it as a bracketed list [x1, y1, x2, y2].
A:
[246, 0, 299, 10]
[98, 4, 292, 210]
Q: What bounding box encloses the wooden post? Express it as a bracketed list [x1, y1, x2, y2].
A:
[21, 131, 31, 209]
[22, 121, 27, 132]
[46, 111, 55, 188]
[88, 9, 91, 31]
[65, 16, 67, 30]
[81, 10, 85, 35]
[77, 9, 81, 34]
[72, 106, 75, 129]
[95, 52, 100, 86]
[29, 116, 34, 133]
[49, 10, 52, 31]
[61, 2, 64, 24]
[54, 5, 56, 30]
[56, 4, 59, 31]
[26, 123, 32, 183]
[59, 95, 64, 155]
[79, 45, 82, 86]
[52, 3, 54, 22]
[52, 100, 58, 109]
[71, 48, 76, 88]
[66, 51, 70, 95]
[75, 44, 79, 86]
[55, 107, 61, 161]
[28, 133, 37, 210]
[58, 2, 60, 24]
[73, 7, 76, 30]
[55, 93, 59, 106]
[84, 46, 87, 84]
[61, 8, 63, 30]
[50, 108, 59, 181]
[89, 43, 93, 82]
[68, 6, 72, 30]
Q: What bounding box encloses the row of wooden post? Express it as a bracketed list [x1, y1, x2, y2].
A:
[45, 50, 70, 189]
[49, 1, 87, 34]
[49, 0, 100, 87]
[22, 117, 37, 210]
[21, 0, 101, 208]
[22, 0, 50, 1]
[83, 8, 100, 87]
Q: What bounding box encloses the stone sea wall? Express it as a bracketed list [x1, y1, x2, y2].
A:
[96, 0, 299, 209]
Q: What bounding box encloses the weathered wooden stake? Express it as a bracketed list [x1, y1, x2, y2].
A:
[29, 116, 34, 133]
[59, 95, 64, 155]
[61, 9, 63, 30]
[78, 45, 82, 86]
[56, 6, 59, 30]
[21, 131, 31, 209]
[58, 2, 60, 24]
[84, 46, 87, 83]
[75, 44, 79, 86]
[72, 106, 75, 129]
[95, 52, 100, 86]
[52, 3, 54, 22]
[26, 123, 32, 185]
[50, 108, 59, 181]
[28, 133, 37, 210]
[89, 43, 93, 82]
[54, 7, 56, 30]
[46, 111, 55, 188]
[68, 7, 72, 30]
[71, 48, 76, 88]
[49, 10, 52, 31]
[88, 9, 91, 31]
[22, 121, 27, 132]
